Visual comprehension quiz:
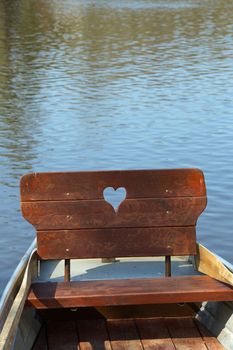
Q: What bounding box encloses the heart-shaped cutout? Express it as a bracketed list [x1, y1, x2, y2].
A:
[103, 187, 127, 213]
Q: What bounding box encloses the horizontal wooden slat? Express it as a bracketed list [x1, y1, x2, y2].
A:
[21, 197, 206, 230]
[20, 169, 206, 201]
[26, 275, 233, 309]
[37, 227, 197, 259]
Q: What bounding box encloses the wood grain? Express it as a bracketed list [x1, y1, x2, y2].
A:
[165, 318, 207, 350]
[32, 317, 225, 350]
[20, 169, 207, 262]
[20, 169, 211, 310]
[196, 243, 233, 287]
[37, 227, 196, 259]
[20, 169, 206, 201]
[26, 275, 233, 309]
[77, 319, 112, 350]
[107, 319, 143, 350]
[135, 318, 176, 350]
[21, 197, 206, 230]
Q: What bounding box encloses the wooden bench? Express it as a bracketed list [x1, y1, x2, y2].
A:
[20, 169, 233, 309]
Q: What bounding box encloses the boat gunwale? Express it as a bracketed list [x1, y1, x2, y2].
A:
[0, 238, 36, 332]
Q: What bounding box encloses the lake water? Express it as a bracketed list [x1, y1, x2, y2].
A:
[0, 0, 233, 294]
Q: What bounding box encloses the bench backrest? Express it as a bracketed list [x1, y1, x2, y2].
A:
[20, 169, 206, 263]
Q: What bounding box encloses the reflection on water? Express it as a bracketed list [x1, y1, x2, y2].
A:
[1, 0, 233, 294]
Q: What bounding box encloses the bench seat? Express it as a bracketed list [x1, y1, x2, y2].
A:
[27, 275, 233, 309]
[21, 169, 233, 309]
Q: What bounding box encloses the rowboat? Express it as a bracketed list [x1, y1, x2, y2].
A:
[0, 169, 233, 350]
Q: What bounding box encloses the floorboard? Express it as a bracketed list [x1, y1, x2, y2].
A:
[107, 319, 143, 350]
[32, 316, 226, 350]
[77, 319, 112, 350]
[47, 320, 79, 350]
[165, 317, 208, 350]
[195, 319, 225, 350]
[136, 318, 176, 350]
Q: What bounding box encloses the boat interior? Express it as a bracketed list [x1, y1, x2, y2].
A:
[1, 169, 233, 350]
[17, 287, 233, 350]
[32, 306, 224, 350]
[17, 256, 233, 350]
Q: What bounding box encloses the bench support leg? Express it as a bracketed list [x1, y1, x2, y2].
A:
[165, 256, 171, 277]
[64, 259, 71, 282]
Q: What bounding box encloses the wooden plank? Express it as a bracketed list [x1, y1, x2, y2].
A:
[47, 320, 79, 350]
[26, 275, 233, 309]
[77, 319, 112, 350]
[135, 318, 176, 350]
[32, 326, 48, 350]
[107, 319, 143, 350]
[21, 197, 206, 230]
[20, 169, 206, 201]
[37, 227, 197, 259]
[194, 319, 225, 350]
[196, 243, 233, 287]
[165, 317, 207, 350]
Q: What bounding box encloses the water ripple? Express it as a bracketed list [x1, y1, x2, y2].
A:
[1, 0, 233, 294]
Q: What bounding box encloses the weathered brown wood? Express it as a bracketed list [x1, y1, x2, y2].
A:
[26, 275, 233, 309]
[77, 319, 111, 350]
[20, 169, 212, 309]
[20, 169, 206, 264]
[37, 227, 197, 259]
[21, 197, 206, 230]
[135, 318, 176, 350]
[34, 317, 225, 350]
[46, 320, 79, 350]
[107, 319, 143, 350]
[20, 169, 206, 201]
[165, 256, 171, 277]
[165, 318, 207, 350]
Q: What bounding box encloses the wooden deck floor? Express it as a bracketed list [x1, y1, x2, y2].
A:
[33, 317, 225, 350]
